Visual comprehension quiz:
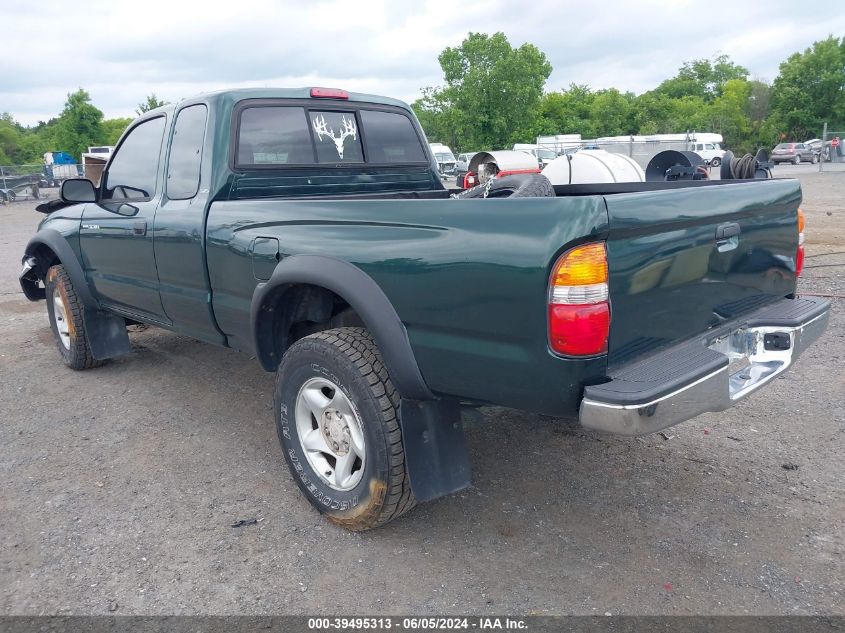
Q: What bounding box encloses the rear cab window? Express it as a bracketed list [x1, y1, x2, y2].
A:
[234, 101, 427, 168]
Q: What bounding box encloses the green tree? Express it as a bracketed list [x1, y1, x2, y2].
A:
[655, 54, 748, 102]
[414, 32, 551, 150]
[53, 89, 104, 161]
[709, 79, 753, 152]
[0, 114, 22, 164]
[633, 93, 709, 134]
[412, 87, 461, 150]
[136, 93, 169, 115]
[747, 80, 771, 122]
[102, 117, 133, 145]
[534, 85, 595, 137]
[590, 89, 635, 136]
[767, 36, 845, 140]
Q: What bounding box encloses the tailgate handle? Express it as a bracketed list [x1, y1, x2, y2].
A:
[715, 223, 740, 241]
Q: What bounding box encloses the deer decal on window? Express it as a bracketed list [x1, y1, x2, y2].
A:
[312, 114, 357, 159]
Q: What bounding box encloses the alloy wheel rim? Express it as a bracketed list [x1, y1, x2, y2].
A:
[52, 290, 71, 350]
[294, 376, 367, 491]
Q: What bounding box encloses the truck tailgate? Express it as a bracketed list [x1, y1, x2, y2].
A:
[604, 179, 802, 366]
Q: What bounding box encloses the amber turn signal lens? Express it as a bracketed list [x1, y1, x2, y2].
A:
[797, 208, 805, 234]
[551, 243, 608, 287]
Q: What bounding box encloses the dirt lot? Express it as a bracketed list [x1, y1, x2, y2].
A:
[0, 166, 842, 616]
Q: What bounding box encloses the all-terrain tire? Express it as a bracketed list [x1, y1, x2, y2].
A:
[44, 265, 104, 370]
[274, 327, 416, 530]
[454, 173, 555, 199]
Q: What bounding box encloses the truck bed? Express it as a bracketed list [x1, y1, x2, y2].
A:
[205, 177, 802, 416]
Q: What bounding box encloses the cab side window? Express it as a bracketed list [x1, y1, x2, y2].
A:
[167, 105, 208, 200]
[103, 116, 166, 201]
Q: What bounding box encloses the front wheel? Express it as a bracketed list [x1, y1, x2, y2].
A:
[44, 265, 104, 370]
[274, 327, 416, 530]
[710, 157, 721, 167]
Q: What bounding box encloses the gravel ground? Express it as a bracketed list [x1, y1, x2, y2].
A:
[0, 169, 842, 616]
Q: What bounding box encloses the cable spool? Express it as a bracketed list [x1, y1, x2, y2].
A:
[645, 150, 705, 181]
[754, 148, 773, 179]
[720, 150, 735, 179]
[720, 149, 772, 180]
[681, 151, 705, 167]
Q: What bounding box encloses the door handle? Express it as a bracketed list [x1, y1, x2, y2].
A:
[133, 220, 147, 236]
[715, 222, 740, 241]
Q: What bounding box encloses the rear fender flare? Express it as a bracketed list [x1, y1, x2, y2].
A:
[251, 254, 433, 401]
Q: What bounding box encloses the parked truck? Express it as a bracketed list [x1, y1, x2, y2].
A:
[20, 88, 829, 530]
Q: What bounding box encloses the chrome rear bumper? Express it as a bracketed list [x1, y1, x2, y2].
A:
[579, 297, 830, 436]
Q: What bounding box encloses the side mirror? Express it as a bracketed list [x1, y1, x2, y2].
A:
[60, 178, 97, 203]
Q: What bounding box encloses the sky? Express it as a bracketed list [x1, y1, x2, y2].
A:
[3, 0, 844, 125]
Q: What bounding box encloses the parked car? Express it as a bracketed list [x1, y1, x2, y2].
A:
[429, 143, 456, 176]
[20, 87, 829, 530]
[771, 142, 817, 164]
[524, 147, 558, 169]
[512, 144, 558, 169]
[804, 139, 823, 158]
[454, 151, 479, 188]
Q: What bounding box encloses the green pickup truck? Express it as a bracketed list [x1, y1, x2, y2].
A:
[20, 88, 829, 530]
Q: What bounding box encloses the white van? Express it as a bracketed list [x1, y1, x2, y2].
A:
[690, 141, 725, 166]
[429, 143, 457, 175]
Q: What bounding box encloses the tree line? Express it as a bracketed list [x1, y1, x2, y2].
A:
[1, 33, 843, 165]
[413, 33, 845, 155]
[0, 91, 168, 165]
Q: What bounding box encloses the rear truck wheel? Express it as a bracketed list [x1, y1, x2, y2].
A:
[710, 157, 721, 167]
[274, 327, 416, 530]
[44, 265, 104, 370]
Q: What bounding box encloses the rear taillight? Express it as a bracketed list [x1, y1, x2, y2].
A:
[548, 242, 610, 356]
[796, 208, 805, 276]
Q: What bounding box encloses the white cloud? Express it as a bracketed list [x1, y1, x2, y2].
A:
[2, 0, 842, 124]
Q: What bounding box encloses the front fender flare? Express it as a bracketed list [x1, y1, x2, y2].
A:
[23, 228, 129, 361]
[251, 254, 433, 401]
[23, 229, 97, 308]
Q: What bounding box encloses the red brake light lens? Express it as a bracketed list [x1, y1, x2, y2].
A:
[549, 303, 610, 356]
[310, 87, 349, 99]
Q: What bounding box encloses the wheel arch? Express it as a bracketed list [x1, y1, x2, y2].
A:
[22, 229, 97, 308]
[251, 255, 433, 401]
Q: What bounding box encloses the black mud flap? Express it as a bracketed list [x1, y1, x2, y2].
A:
[399, 398, 471, 502]
[83, 309, 130, 360]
